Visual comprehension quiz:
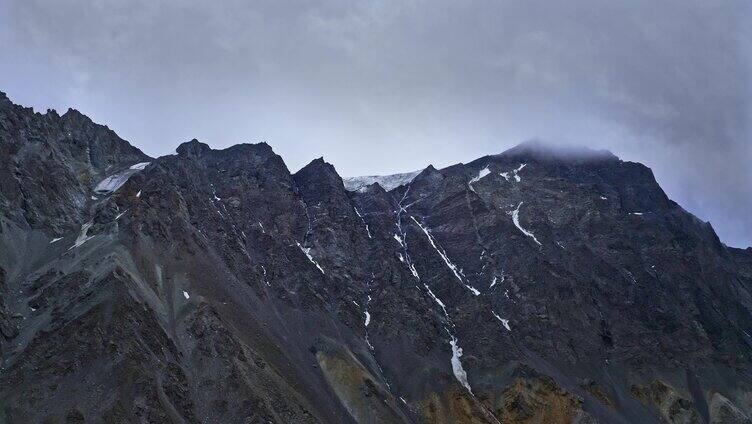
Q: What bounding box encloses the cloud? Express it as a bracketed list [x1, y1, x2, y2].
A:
[1, 0, 750, 246]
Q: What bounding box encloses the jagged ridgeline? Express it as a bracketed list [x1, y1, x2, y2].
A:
[1, 91, 751, 423]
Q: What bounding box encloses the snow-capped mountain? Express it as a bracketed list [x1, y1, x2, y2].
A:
[1, 91, 751, 423]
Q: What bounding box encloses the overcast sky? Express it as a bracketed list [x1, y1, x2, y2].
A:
[1, 0, 750, 247]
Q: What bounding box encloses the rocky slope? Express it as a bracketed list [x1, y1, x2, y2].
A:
[1, 91, 751, 423]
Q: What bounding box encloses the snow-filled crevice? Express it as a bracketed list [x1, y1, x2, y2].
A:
[296, 242, 325, 274]
[354, 207, 373, 239]
[261, 264, 270, 286]
[303, 203, 314, 241]
[423, 283, 449, 317]
[115, 209, 129, 220]
[510, 201, 541, 246]
[410, 216, 480, 296]
[492, 311, 512, 331]
[421, 284, 473, 394]
[395, 186, 420, 280]
[68, 222, 93, 251]
[393, 185, 478, 397]
[364, 279, 375, 350]
[450, 336, 473, 394]
[360, 277, 395, 390]
[209, 184, 229, 219]
[490, 271, 506, 288]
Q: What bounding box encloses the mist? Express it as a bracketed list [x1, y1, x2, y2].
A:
[1, 0, 750, 246]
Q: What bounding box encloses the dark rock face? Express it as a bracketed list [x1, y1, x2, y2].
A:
[1, 93, 751, 423]
[0, 91, 150, 234]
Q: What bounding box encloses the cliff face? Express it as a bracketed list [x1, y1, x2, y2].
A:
[1, 94, 751, 423]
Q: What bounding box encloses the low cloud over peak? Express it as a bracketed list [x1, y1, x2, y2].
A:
[1, 0, 750, 246]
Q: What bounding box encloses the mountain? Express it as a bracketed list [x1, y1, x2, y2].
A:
[1, 91, 751, 423]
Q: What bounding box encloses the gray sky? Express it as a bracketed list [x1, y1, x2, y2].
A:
[1, 0, 750, 247]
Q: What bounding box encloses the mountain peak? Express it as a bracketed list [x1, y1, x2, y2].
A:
[497, 140, 619, 164]
[176, 138, 212, 156]
[295, 156, 342, 185]
[61, 107, 94, 124]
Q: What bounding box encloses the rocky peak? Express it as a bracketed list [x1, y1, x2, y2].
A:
[410, 164, 444, 187]
[176, 138, 212, 157]
[0, 91, 11, 108]
[0, 94, 150, 233]
[60, 107, 94, 126]
[295, 157, 343, 186]
[500, 139, 619, 163]
[363, 182, 387, 195]
[293, 157, 350, 207]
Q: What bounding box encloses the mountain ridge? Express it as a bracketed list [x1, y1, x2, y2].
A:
[1, 93, 751, 423]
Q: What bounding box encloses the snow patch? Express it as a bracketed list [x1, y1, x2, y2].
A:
[129, 162, 150, 170]
[136, 190, 142, 198]
[500, 163, 526, 182]
[364, 282, 376, 350]
[492, 311, 511, 331]
[468, 166, 491, 191]
[490, 273, 505, 288]
[49, 237, 63, 244]
[297, 242, 325, 274]
[94, 162, 150, 194]
[510, 202, 541, 245]
[450, 336, 473, 394]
